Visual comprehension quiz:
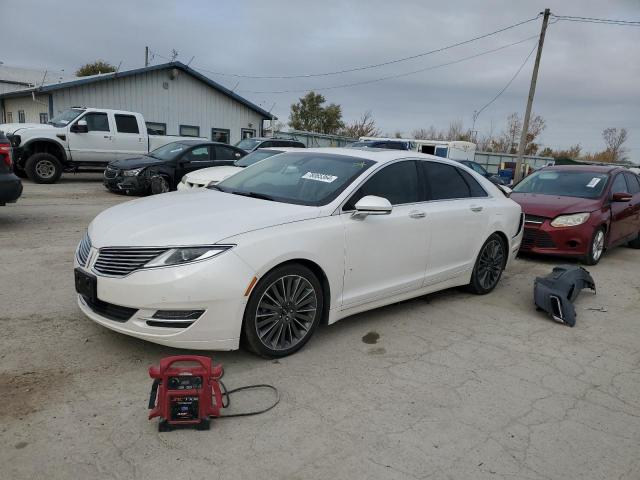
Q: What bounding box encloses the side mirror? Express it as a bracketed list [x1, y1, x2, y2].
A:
[353, 195, 392, 217]
[612, 192, 632, 202]
[497, 184, 512, 197]
[71, 119, 88, 133]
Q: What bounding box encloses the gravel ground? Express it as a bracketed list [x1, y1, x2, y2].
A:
[1, 174, 639, 480]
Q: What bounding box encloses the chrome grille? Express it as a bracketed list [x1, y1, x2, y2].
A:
[94, 247, 168, 276]
[76, 233, 92, 267]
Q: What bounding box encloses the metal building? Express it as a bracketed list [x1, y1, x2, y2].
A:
[0, 62, 274, 145]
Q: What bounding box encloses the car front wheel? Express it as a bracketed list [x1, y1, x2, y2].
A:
[583, 227, 605, 265]
[467, 233, 506, 295]
[243, 264, 323, 358]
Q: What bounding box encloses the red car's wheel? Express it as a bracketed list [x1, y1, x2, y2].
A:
[583, 227, 605, 265]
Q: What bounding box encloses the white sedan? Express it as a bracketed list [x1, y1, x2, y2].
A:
[177, 147, 302, 190]
[74, 148, 523, 357]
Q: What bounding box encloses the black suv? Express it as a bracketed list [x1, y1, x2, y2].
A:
[0, 131, 22, 206]
[235, 137, 306, 152]
[349, 140, 415, 150]
[459, 160, 506, 186]
[104, 140, 246, 195]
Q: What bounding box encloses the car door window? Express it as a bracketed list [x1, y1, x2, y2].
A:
[624, 173, 640, 194]
[344, 161, 420, 210]
[421, 162, 471, 200]
[114, 115, 139, 134]
[183, 146, 211, 162]
[214, 145, 242, 161]
[458, 169, 488, 197]
[82, 113, 110, 132]
[611, 174, 629, 194]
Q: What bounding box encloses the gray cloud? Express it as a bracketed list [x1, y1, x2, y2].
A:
[6, 0, 639, 161]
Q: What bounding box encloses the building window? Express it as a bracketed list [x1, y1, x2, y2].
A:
[146, 122, 167, 135]
[180, 125, 200, 137]
[241, 128, 256, 140]
[18, 110, 26, 123]
[6, 112, 12, 123]
[114, 114, 139, 134]
[39, 113, 49, 124]
[211, 128, 230, 144]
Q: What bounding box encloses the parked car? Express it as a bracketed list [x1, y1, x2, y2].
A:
[104, 140, 246, 195]
[349, 140, 415, 150]
[177, 147, 302, 190]
[234, 137, 305, 152]
[75, 148, 523, 357]
[1, 107, 203, 184]
[0, 131, 22, 206]
[511, 165, 640, 265]
[459, 160, 506, 186]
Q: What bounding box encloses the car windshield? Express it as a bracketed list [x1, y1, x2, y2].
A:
[235, 138, 262, 150]
[49, 109, 84, 127]
[214, 152, 375, 206]
[513, 170, 609, 199]
[235, 149, 284, 167]
[148, 142, 190, 160]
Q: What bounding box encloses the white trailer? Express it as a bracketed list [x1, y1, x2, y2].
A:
[358, 136, 476, 161]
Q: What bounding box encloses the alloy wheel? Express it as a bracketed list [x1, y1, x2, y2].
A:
[35, 160, 56, 179]
[255, 275, 318, 351]
[477, 238, 505, 290]
[592, 230, 605, 262]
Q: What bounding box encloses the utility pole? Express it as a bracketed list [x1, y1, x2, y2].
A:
[145, 46, 149, 67]
[513, 8, 550, 183]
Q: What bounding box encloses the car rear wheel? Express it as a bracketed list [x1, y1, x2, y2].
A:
[25, 153, 62, 184]
[583, 227, 605, 265]
[467, 233, 506, 295]
[243, 264, 323, 358]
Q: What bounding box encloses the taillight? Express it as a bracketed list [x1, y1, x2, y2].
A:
[0, 143, 12, 168]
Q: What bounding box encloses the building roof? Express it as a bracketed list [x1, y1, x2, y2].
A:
[0, 62, 274, 119]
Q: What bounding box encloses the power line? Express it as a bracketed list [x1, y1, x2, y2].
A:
[151, 15, 541, 80]
[236, 35, 539, 95]
[552, 14, 640, 26]
[473, 42, 538, 122]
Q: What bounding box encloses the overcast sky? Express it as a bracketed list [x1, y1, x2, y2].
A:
[6, 0, 639, 162]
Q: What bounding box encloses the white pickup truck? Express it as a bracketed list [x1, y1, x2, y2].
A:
[1, 107, 203, 183]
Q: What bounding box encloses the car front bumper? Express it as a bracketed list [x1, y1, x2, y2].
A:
[103, 170, 149, 194]
[75, 250, 256, 350]
[520, 222, 593, 257]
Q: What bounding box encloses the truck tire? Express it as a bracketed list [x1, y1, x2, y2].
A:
[25, 153, 63, 184]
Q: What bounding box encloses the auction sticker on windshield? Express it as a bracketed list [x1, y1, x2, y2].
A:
[586, 177, 601, 188]
[302, 172, 338, 183]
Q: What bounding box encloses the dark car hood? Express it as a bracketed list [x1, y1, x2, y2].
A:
[511, 192, 602, 217]
[108, 156, 167, 169]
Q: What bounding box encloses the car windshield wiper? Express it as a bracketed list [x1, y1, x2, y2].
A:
[231, 190, 275, 201]
[207, 184, 224, 191]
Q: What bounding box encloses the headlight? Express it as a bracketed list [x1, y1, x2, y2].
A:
[550, 212, 590, 227]
[123, 168, 144, 176]
[144, 246, 232, 268]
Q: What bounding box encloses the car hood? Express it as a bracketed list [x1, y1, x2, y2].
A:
[510, 192, 602, 217]
[186, 166, 243, 184]
[109, 156, 166, 170]
[0, 123, 54, 135]
[88, 189, 320, 247]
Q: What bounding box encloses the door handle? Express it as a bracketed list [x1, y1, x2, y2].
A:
[470, 206, 483, 213]
[103, 135, 111, 139]
[409, 210, 426, 219]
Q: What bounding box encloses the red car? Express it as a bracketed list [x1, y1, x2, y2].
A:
[511, 165, 640, 264]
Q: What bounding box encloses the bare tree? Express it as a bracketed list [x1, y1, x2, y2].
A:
[602, 128, 628, 162]
[491, 112, 545, 155]
[340, 111, 381, 138]
[411, 126, 441, 140]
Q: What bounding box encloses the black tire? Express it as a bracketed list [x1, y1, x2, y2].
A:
[158, 420, 171, 432]
[467, 233, 507, 295]
[25, 153, 63, 184]
[196, 418, 210, 430]
[628, 231, 640, 249]
[150, 175, 170, 195]
[582, 227, 605, 265]
[242, 263, 324, 358]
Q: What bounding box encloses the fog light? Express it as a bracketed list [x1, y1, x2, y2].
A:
[152, 310, 204, 320]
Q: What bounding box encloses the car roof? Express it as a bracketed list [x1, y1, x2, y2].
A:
[294, 147, 459, 165]
[256, 147, 305, 152]
[541, 165, 622, 174]
[169, 140, 231, 146]
[249, 137, 304, 143]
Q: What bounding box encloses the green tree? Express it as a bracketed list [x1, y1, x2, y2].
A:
[76, 60, 116, 77]
[288, 92, 344, 134]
